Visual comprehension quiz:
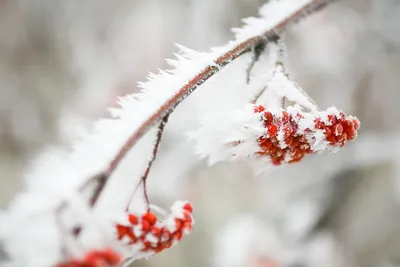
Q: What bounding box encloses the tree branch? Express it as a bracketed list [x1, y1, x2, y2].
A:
[85, 0, 336, 207]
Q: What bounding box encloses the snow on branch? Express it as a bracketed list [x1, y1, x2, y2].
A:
[66, 0, 338, 214]
[0, 1, 348, 267]
[103, 0, 336, 181]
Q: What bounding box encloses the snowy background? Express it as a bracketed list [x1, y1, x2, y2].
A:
[1, 0, 400, 267]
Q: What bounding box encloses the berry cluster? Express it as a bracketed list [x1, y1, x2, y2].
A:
[254, 105, 360, 165]
[55, 248, 121, 267]
[115, 201, 194, 255]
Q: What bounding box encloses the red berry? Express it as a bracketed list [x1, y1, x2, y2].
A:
[267, 124, 278, 137]
[152, 227, 162, 238]
[347, 129, 356, 140]
[183, 202, 193, 213]
[324, 127, 332, 137]
[141, 220, 151, 232]
[142, 212, 157, 225]
[285, 136, 293, 146]
[254, 105, 265, 113]
[291, 136, 300, 147]
[183, 213, 192, 222]
[326, 135, 336, 145]
[336, 133, 347, 147]
[264, 111, 273, 124]
[283, 125, 294, 139]
[128, 214, 138, 225]
[333, 123, 343, 136]
[258, 137, 272, 150]
[327, 115, 337, 125]
[102, 249, 121, 264]
[314, 119, 325, 129]
[115, 224, 128, 240]
[281, 111, 290, 124]
[127, 230, 137, 243]
[142, 241, 152, 251]
[174, 219, 183, 230]
[267, 145, 277, 155]
[164, 240, 173, 249]
[154, 246, 164, 253]
[173, 231, 183, 241]
[83, 251, 102, 266]
[183, 221, 192, 229]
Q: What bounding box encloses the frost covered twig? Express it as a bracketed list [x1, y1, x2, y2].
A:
[58, 114, 170, 241]
[71, 114, 170, 210]
[125, 114, 170, 211]
[246, 39, 268, 84]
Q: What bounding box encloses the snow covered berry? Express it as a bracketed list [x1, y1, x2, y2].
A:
[115, 201, 194, 257]
[55, 248, 121, 267]
[254, 105, 360, 165]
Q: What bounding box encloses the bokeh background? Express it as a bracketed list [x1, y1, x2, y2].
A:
[1, 0, 400, 267]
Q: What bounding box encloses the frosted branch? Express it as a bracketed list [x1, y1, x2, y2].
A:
[91, 0, 336, 200]
[0, 1, 342, 266]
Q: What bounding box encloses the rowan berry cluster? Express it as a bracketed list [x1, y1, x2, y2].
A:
[115, 201, 194, 255]
[254, 105, 360, 165]
[55, 248, 121, 267]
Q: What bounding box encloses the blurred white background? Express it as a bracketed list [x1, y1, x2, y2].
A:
[1, 0, 400, 267]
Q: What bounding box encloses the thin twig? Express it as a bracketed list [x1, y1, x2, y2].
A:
[252, 86, 268, 104]
[278, 62, 321, 111]
[88, 172, 109, 207]
[125, 114, 170, 212]
[251, 39, 284, 104]
[85, 0, 336, 207]
[246, 38, 269, 84]
[56, 114, 170, 241]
